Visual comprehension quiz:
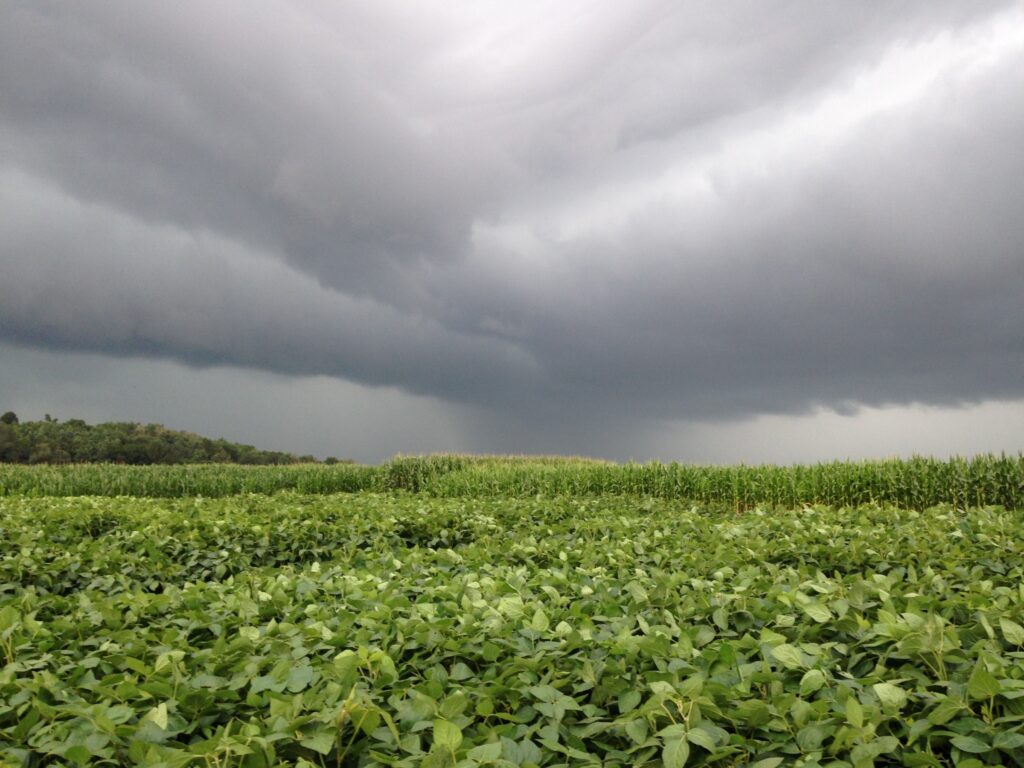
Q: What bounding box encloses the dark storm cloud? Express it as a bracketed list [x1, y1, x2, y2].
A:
[0, 169, 542, 400]
[2, 0, 1022, 437]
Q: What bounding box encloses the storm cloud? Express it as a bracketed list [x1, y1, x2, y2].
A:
[2, 1, 1023, 456]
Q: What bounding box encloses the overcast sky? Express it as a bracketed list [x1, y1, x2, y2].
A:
[2, 2, 1023, 463]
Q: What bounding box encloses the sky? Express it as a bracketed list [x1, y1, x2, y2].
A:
[1, 1, 1023, 463]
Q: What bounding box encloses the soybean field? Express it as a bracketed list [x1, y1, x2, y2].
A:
[1, 458, 1024, 766]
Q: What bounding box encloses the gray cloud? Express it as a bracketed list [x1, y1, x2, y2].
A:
[2, 1, 1022, 452]
[6, 341, 1021, 464]
[0, 343, 466, 463]
[0, 170, 542, 401]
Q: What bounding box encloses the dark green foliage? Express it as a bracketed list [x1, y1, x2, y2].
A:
[1, 495, 1023, 765]
[0, 423, 21, 463]
[0, 416, 312, 465]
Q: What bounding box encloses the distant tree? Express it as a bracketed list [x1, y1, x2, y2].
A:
[0, 422, 21, 460]
[29, 441, 70, 464]
[0, 414, 309, 465]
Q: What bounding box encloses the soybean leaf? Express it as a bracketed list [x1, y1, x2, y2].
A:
[663, 737, 690, 768]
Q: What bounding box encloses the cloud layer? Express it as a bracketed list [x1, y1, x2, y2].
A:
[2, 1, 1022, 447]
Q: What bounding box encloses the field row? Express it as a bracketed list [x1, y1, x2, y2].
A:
[2, 495, 1023, 765]
[2, 453, 1023, 509]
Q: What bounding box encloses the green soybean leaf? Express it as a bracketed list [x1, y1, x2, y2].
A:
[663, 737, 690, 768]
[300, 729, 336, 755]
[63, 746, 92, 765]
[618, 690, 641, 713]
[873, 682, 908, 711]
[771, 644, 803, 670]
[928, 697, 965, 724]
[142, 702, 168, 731]
[286, 663, 314, 692]
[795, 724, 827, 752]
[625, 718, 649, 745]
[467, 742, 503, 762]
[800, 601, 832, 623]
[967, 663, 1001, 700]
[531, 608, 550, 632]
[851, 736, 898, 762]
[950, 735, 991, 754]
[433, 719, 463, 751]
[800, 669, 826, 696]
[999, 617, 1024, 646]
[845, 696, 864, 729]
[686, 728, 717, 752]
[994, 731, 1024, 752]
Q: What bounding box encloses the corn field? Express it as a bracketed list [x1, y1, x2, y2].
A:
[1, 453, 1021, 509]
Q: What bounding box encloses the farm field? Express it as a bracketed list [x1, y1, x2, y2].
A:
[2, 454, 1023, 509]
[1, 461, 1024, 766]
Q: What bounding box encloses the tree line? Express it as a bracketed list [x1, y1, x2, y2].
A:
[0, 412, 324, 464]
